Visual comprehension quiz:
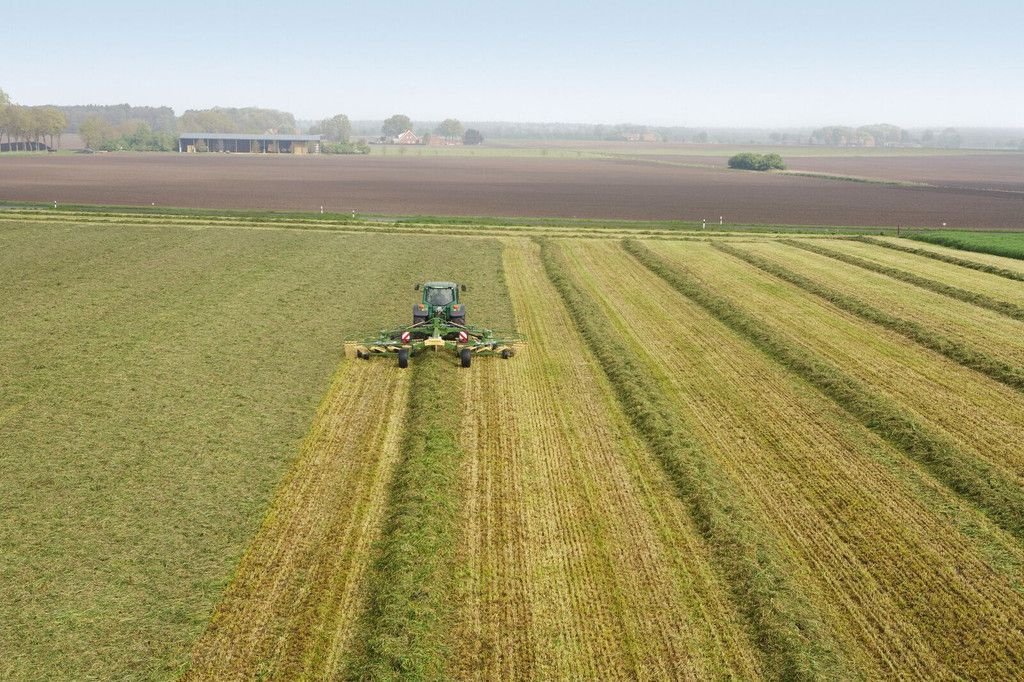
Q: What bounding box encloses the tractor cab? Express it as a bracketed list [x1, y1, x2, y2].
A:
[414, 281, 466, 325]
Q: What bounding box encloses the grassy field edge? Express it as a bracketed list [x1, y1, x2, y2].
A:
[907, 231, 1024, 260]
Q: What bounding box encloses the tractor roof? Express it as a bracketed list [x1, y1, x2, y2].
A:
[423, 281, 457, 288]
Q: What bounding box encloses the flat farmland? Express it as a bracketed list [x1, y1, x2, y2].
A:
[4, 209, 1024, 679]
[2, 151, 1023, 228]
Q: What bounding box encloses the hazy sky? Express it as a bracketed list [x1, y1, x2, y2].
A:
[3, 1, 1022, 127]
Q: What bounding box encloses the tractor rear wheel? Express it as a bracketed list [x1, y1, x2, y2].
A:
[460, 348, 472, 368]
[398, 348, 409, 369]
[413, 315, 427, 325]
[451, 316, 465, 326]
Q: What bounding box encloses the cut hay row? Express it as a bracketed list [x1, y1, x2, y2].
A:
[539, 239, 844, 679]
[347, 353, 467, 679]
[733, 241, 1024, 373]
[186, 361, 409, 679]
[857, 236, 1024, 281]
[788, 240, 1024, 318]
[572, 239, 1024, 678]
[627, 239, 1024, 541]
[0, 209, 851, 243]
[449, 238, 762, 679]
[715, 242, 1024, 392]
[0, 210, 701, 242]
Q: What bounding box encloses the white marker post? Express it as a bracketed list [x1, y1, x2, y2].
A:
[702, 219, 706, 230]
[720, 216, 723, 226]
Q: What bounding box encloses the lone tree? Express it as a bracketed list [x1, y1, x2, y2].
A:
[463, 128, 484, 145]
[310, 114, 351, 142]
[727, 152, 785, 171]
[435, 118, 464, 142]
[382, 114, 412, 138]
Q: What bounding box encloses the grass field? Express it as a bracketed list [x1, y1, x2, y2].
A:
[0, 221, 510, 679]
[908, 230, 1024, 260]
[3, 210, 1024, 679]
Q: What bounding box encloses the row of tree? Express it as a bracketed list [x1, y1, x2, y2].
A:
[0, 88, 68, 151]
[808, 124, 969, 149]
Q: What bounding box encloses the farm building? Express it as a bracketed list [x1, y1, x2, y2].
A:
[395, 130, 421, 145]
[178, 133, 321, 154]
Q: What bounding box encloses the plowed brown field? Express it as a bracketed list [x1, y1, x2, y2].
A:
[2, 152, 1023, 227]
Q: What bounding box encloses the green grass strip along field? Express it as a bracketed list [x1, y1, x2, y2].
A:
[348, 353, 466, 680]
[625, 239, 1024, 542]
[856, 236, 1024, 282]
[539, 238, 846, 680]
[908, 230, 1024, 260]
[715, 243, 1024, 393]
[787, 240, 1024, 322]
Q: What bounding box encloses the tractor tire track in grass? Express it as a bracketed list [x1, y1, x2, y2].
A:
[573, 240, 1024, 677]
[855, 236, 1024, 282]
[186, 361, 409, 679]
[448, 238, 762, 679]
[787, 239, 1024, 321]
[628, 239, 1024, 541]
[714, 242, 1024, 392]
[540, 239, 845, 679]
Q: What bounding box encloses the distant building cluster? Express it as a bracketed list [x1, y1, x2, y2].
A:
[386, 129, 463, 146]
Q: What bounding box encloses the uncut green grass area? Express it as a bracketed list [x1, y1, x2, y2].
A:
[0, 220, 511, 680]
[908, 231, 1024, 260]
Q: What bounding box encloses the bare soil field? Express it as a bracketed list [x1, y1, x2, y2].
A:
[2, 152, 1023, 228]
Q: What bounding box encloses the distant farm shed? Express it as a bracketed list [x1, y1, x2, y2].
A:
[178, 133, 321, 154]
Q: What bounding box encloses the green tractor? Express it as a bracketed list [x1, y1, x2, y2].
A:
[348, 281, 520, 368]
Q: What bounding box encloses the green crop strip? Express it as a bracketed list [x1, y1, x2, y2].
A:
[347, 354, 465, 680]
[715, 243, 1024, 393]
[626, 239, 1024, 544]
[907, 231, 1024, 261]
[785, 240, 1024, 322]
[855, 237, 1024, 282]
[539, 238, 848, 681]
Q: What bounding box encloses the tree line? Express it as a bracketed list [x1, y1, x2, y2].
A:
[0, 88, 67, 151]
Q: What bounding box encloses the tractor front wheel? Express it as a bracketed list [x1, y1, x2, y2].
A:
[398, 348, 409, 369]
[460, 348, 472, 368]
